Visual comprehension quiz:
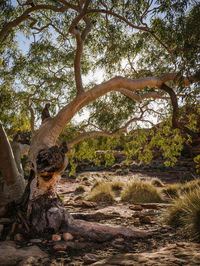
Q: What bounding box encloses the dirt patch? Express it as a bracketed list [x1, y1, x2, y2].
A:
[1, 168, 199, 265]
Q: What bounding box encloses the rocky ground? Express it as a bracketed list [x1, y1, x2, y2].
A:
[0, 159, 200, 265]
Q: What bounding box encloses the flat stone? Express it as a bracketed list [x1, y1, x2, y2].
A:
[53, 243, 68, 251]
[129, 205, 143, 211]
[139, 216, 152, 224]
[52, 234, 61, 241]
[114, 238, 124, 243]
[133, 218, 140, 226]
[83, 253, 99, 264]
[0, 224, 4, 236]
[63, 232, 74, 241]
[0, 218, 12, 224]
[30, 239, 42, 243]
[0, 241, 47, 265]
[14, 233, 23, 241]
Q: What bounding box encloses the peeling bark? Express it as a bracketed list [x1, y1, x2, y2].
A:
[0, 123, 25, 204]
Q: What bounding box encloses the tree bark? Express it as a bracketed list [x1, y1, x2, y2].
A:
[0, 123, 25, 205]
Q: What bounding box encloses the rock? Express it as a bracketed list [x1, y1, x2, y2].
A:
[14, 233, 23, 241]
[114, 237, 124, 243]
[0, 224, 3, 237]
[0, 241, 47, 265]
[129, 205, 143, 211]
[52, 234, 61, 241]
[80, 200, 97, 208]
[141, 203, 170, 209]
[132, 211, 142, 218]
[0, 218, 12, 224]
[63, 232, 73, 241]
[139, 216, 152, 224]
[53, 243, 67, 251]
[30, 239, 42, 243]
[19, 256, 37, 266]
[133, 218, 140, 226]
[83, 253, 99, 264]
[0, 206, 7, 217]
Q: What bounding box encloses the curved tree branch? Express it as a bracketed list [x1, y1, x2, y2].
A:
[0, 3, 78, 43]
[69, 0, 92, 95]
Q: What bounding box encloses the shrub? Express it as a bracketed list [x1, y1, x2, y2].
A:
[86, 183, 115, 203]
[151, 178, 164, 187]
[164, 186, 200, 237]
[161, 184, 181, 199]
[121, 181, 163, 203]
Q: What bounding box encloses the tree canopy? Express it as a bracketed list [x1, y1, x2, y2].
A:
[0, 0, 200, 169]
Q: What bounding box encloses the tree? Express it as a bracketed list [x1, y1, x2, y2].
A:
[0, 0, 199, 239]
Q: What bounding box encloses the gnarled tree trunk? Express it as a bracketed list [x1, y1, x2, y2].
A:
[0, 123, 26, 205]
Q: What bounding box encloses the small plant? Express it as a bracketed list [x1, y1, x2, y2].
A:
[194, 155, 200, 174]
[151, 178, 164, 187]
[121, 181, 163, 203]
[86, 183, 115, 203]
[164, 186, 200, 237]
[161, 183, 181, 199]
[58, 193, 64, 202]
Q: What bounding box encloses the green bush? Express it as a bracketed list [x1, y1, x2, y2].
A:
[121, 181, 163, 203]
[164, 186, 200, 237]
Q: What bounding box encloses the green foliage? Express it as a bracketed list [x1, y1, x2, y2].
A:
[0, 0, 199, 172]
[121, 181, 163, 203]
[194, 155, 200, 174]
[164, 186, 200, 237]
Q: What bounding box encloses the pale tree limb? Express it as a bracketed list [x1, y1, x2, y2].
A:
[52, 73, 191, 138]
[0, 122, 26, 204]
[0, 3, 78, 42]
[28, 73, 194, 165]
[67, 116, 155, 149]
[86, 8, 174, 59]
[0, 122, 20, 185]
[117, 88, 170, 102]
[69, 0, 92, 95]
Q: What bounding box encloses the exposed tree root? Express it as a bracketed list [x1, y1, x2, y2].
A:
[1, 193, 148, 242]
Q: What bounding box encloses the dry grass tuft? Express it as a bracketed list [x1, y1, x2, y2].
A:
[86, 183, 115, 203]
[179, 179, 200, 194]
[164, 186, 200, 238]
[161, 183, 181, 199]
[110, 180, 125, 191]
[121, 181, 163, 203]
[151, 177, 164, 187]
